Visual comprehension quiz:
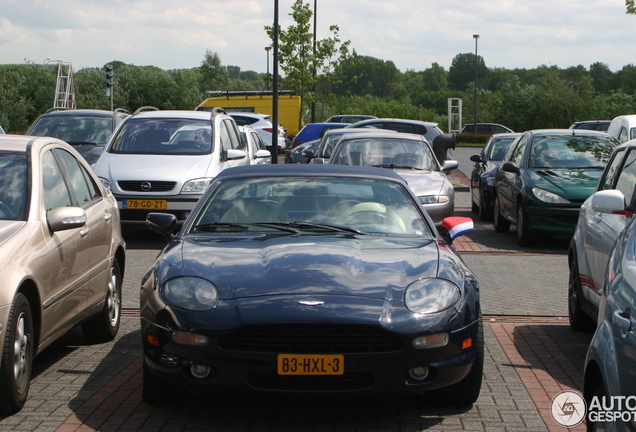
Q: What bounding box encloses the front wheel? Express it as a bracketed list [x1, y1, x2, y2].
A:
[568, 257, 595, 331]
[0, 293, 34, 414]
[82, 259, 122, 343]
[493, 195, 510, 233]
[516, 205, 533, 246]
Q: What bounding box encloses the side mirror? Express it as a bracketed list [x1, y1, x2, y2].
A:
[310, 158, 326, 164]
[441, 159, 458, 172]
[90, 147, 104, 158]
[302, 148, 316, 159]
[146, 212, 178, 242]
[591, 190, 627, 214]
[502, 161, 520, 175]
[255, 149, 271, 159]
[470, 154, 483, 163]
[225, 149, 246, 161]
[47, 206, 87, 232]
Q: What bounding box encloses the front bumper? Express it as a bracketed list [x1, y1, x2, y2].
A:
[140, 304, 480, 396]
[526, 205, 580, 235]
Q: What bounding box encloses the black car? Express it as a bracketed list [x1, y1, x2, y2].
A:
[470, 133, 521, 220]
[460, 123, 514, 135]
[569, 120, 611, 132]
[26, 108, 130, 164]
[141, 164, 482, 406]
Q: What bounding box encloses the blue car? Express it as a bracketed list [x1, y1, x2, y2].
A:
[141, 164, 482, 406]
[584, 214, 636, 431]
[291, 123, 347, 148]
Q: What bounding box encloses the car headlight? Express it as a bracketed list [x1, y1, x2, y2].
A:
[181, 178, 214, 193]
[162, 277, 218, 311]
[405, 278, 460, 314]
[99, 177, 111, 191]
[532, 187, 570, 204]
[418, 195, 450, 205]
[482, 176, 495, 187]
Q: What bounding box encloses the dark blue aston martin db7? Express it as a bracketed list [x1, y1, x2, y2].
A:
[140, 164, 482, 406]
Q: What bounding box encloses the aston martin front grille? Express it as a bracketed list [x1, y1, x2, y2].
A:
[219, 324, 403, 353]
[118, 180, 176, 192]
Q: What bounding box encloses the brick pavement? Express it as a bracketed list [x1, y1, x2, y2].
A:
[0, 170, 596, 431]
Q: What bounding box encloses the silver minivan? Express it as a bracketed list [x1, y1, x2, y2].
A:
[93, 109, 249, 223]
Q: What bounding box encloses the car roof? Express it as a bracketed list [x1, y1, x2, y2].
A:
[526, 128, 613, 137]
[215, 162, 407, 183]
[338, 131, 425, 141]
[37, 109, 118, 117]
[130, 110, 217, 120]
[349, 118, 439, 127]
[489, 132, 521, 139]
[230, 112, 268, 118]
[0, 134, 66, 151]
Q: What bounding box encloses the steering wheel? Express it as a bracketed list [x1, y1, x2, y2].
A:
[342, 202, 406, 233]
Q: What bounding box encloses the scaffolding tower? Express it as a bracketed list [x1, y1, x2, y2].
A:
[48, 60, 76, 109]
[447, 98, 462, 133]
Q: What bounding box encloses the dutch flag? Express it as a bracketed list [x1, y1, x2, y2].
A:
[442, 217, 474, 240]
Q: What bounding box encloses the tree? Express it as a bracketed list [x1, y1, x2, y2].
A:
[628, 0, 636, 14]
[199, 50, 229, 92]
[265, 0, 352, 125]
[448, 53, 488, 91]
[590, 62, 614, 94]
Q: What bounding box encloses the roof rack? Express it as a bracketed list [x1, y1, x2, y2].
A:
[204, 90, 293, 97]
[132, 106, 159, 115]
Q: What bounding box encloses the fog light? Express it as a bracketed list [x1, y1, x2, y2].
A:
[413, 333, 449, 349]
[408, 366, 429, 381]
[191, 364, 211, 379]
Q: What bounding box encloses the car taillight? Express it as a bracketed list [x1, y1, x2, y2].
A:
[293, 140, 300, 147]
[263, 128, 274, 133]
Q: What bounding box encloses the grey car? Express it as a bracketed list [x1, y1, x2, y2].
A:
[328, 131, 457, 223]
[584, 213, 636, 431]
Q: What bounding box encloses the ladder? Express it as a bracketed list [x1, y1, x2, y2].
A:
[52, 61, 76, 109]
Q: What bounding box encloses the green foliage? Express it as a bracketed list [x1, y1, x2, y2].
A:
[448, 53, 488, 91]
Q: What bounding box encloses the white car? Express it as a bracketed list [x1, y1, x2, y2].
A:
[92, 109, 249, 223]
[569, 139, 636, 330]
[239, 125, 271, 165]
[229, 112, 287, 151]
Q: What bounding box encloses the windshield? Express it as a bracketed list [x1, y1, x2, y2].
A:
[29, 115, 113, 145]
[488, 137, 517, 161]
[330, 137, 439, 171]
[528, 135, 617, 169]
[0, 152, 28, 221]
[109, 118, 213, 155]
[190, 176, 431, 236]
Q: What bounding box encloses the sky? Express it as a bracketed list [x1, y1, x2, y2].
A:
[1, 0, 634, 74]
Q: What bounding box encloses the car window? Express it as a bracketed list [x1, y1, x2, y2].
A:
[510, 135, 528, 166]
[55, 149, 102, 207]
[614, 150, 636, 206]
[619, 127, 629, 143]
[223, 119, 244, 150]
[42, 150, 73, 211]
[529, 135, 615, 169]
[0, 152, 28, 220]
[600, 149, 626, 191]
[29, 115, 113, 145]
[488, 138, 517, 161]
[110, 118, 212, 155]
[330, 138, 438, 170]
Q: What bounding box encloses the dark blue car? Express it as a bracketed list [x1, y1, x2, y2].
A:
[141, 164, 482, 406]
[291, 123, 347, 148]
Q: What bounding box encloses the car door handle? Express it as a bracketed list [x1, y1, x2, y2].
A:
[79, 226, 90, 238]
[613, 310, 632, 332]
[594, 212, 602, 223]
[104, 211, 112, 222]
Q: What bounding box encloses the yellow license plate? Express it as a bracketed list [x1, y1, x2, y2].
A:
[122, 199, 167, 210]
[277, 354, 344, 375]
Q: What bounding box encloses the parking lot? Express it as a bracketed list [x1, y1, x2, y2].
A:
[0, 149, 593, 432]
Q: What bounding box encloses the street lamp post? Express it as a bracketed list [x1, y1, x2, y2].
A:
[265, 46, 272, 90]
[473, 34, 479, 132]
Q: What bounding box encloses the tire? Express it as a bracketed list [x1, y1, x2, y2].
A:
[0, 293, 34, 414]
[471, 190, 479, 213]
[586, 380, 608, 432]
[516, 205, 533, 246]
[82, 259, 122, 343]
[568, 257, 596, 331]
[142, 359, 187, 403]
[493, 195, 510, 233]
[478, 189, 493, 221]
[429, 319, 484, 406]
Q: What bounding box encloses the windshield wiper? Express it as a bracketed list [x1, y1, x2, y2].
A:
[255, 221, 366, 235]
[67, 141, 98, 145]
[372, 164, 422, 170]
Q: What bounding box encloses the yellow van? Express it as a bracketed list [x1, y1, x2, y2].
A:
[196, 91, 304, 137]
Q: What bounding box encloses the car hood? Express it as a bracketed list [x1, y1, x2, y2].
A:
[392, 170, 448, 196]
[95, 153, 214, 181]
[528, 168, 603, 200]
[0, 221, 26, 248]
[160, 235, 444, 301]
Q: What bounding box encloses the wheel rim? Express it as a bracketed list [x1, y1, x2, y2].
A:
[107, 267, 121, 327]
[13, 312, 30, 393]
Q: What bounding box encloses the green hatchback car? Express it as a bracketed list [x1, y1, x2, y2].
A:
[492, 129, 619, 246]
